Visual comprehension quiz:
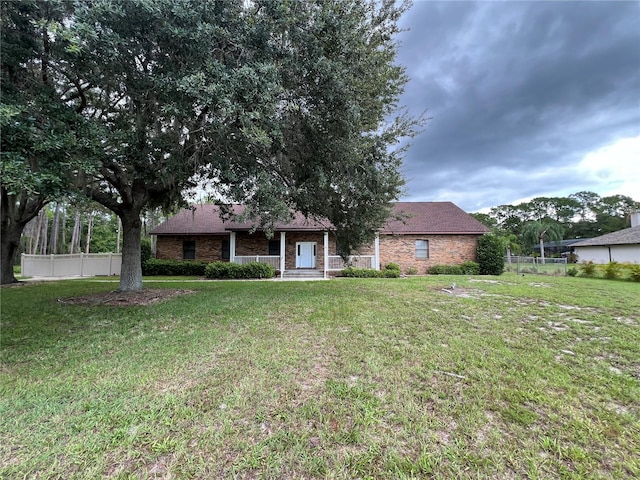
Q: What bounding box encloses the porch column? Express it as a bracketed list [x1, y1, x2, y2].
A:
[324, 231, 329, 279]
[374, 232, 380, 270]
[280, 232, 286, 279]
[230, 231, 236, 263]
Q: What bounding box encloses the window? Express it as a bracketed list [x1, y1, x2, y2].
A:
[415, 239, 429, 258]
[183, 240, 196, 260]
[268, 240, 280, 256]
[221, 239, 230, 261]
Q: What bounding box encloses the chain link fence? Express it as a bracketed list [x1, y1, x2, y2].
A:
[504, 256, 568, 276]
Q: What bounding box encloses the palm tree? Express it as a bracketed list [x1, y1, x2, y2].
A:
[521, 221, 564, 264]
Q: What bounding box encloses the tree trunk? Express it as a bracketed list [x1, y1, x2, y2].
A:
[539, 238, 546, 264]
[119, 210, 143, 291]
[49, 203, 60, 254]
[33, 211, 44, 255]
[39, 212, 48, 255]
[0, 223, 21, 284]
[61, 210, 67, 253]
[70, 210, 81, 253]
[25, 216, 37, 254]
[146, 210, 158, 256]
[0, 190, 46, 284]
[85, 213, 93, 254]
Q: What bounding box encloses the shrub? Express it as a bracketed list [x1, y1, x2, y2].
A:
[628, 265, 640, 282]
[405, 266, 418, 275]
[477, 234, 505, 275]
[140, 238, 152, 265]
[460, 261, 480, 275]
[603, 261, 622, 280]
[579, 261, 596, 278]
[143, 259, 208, 276]
[240, 262, 275, 279]
[427, 263, 480, 275]
[140, 238, 153, 274]
[383, 264, 400, 278]
[427, 264, 462, 275]
[340, 267, 382, 278]
[567, 267, 578, 277]
[338, 264, 401, 278]
[204, 261, 275, 279]
[205, 261, 242, 279]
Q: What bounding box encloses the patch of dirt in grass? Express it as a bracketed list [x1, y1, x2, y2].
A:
[103, 455, 139, 478]
[430, 286, 486, 299]
[435, 419, 457, 445]
[58, 288, 194, 306]
[296, 343, 335, 403]
[145, 454, 174, 477]
[615, 316, 638, 326]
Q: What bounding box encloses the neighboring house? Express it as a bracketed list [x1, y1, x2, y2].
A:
[572, 211, 640, 264]
[150, 202, 490, 277]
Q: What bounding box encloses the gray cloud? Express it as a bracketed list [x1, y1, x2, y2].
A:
[396, 1, 640, 211]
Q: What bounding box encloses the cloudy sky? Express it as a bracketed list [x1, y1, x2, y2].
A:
[395, 0, 640, 212]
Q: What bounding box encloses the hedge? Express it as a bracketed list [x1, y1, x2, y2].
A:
[339, 263, 401, 278]
[205, 261, 275, 279]
[477, 234, 505, 275]
[427, 261, 479, 275]
[143, 259, 208, 276]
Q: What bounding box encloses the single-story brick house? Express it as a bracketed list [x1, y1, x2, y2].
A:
[150, 202, 490, 277]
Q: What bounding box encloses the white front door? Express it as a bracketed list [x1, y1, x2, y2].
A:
[296, 242, 317, 268]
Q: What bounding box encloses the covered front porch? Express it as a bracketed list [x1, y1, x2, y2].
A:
[230, 231, 380, 278]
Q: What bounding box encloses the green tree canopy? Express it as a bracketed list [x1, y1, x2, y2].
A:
[2, 0, 419, 290]
[521, 220, 564, 263]
[477, 191, 639, 254]
[1, 1, 95, 284]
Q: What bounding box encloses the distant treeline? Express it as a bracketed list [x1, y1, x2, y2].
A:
[471, 191, 639, 253]
[20, 202, 162, 257]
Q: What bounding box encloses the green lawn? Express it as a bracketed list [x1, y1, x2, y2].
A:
[1, 275, 639, 479]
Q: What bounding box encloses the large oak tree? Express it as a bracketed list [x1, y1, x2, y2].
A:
[1, 0, 418, 290]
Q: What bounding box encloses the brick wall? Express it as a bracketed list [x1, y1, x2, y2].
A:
[155, 233, 277, 261]
[155, 232, 480, 274]
[155, 232, 337, 270]
[234, 232, 271, 256]
[376, 234, 480, 273]
[156, 235, 227, 261]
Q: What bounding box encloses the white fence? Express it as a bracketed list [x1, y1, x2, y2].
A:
[21, 253, 122, 277]
[327, 255, 376, 271]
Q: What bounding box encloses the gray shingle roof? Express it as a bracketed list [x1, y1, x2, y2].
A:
[384, 202, 489, 234]
[572, 225, 640, 247]
[150, 202, 490, 236]
[150, 204, 329, 235]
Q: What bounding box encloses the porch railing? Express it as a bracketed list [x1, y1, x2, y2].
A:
[327, 255, 375, 271]
[233, 255, 281, 269]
